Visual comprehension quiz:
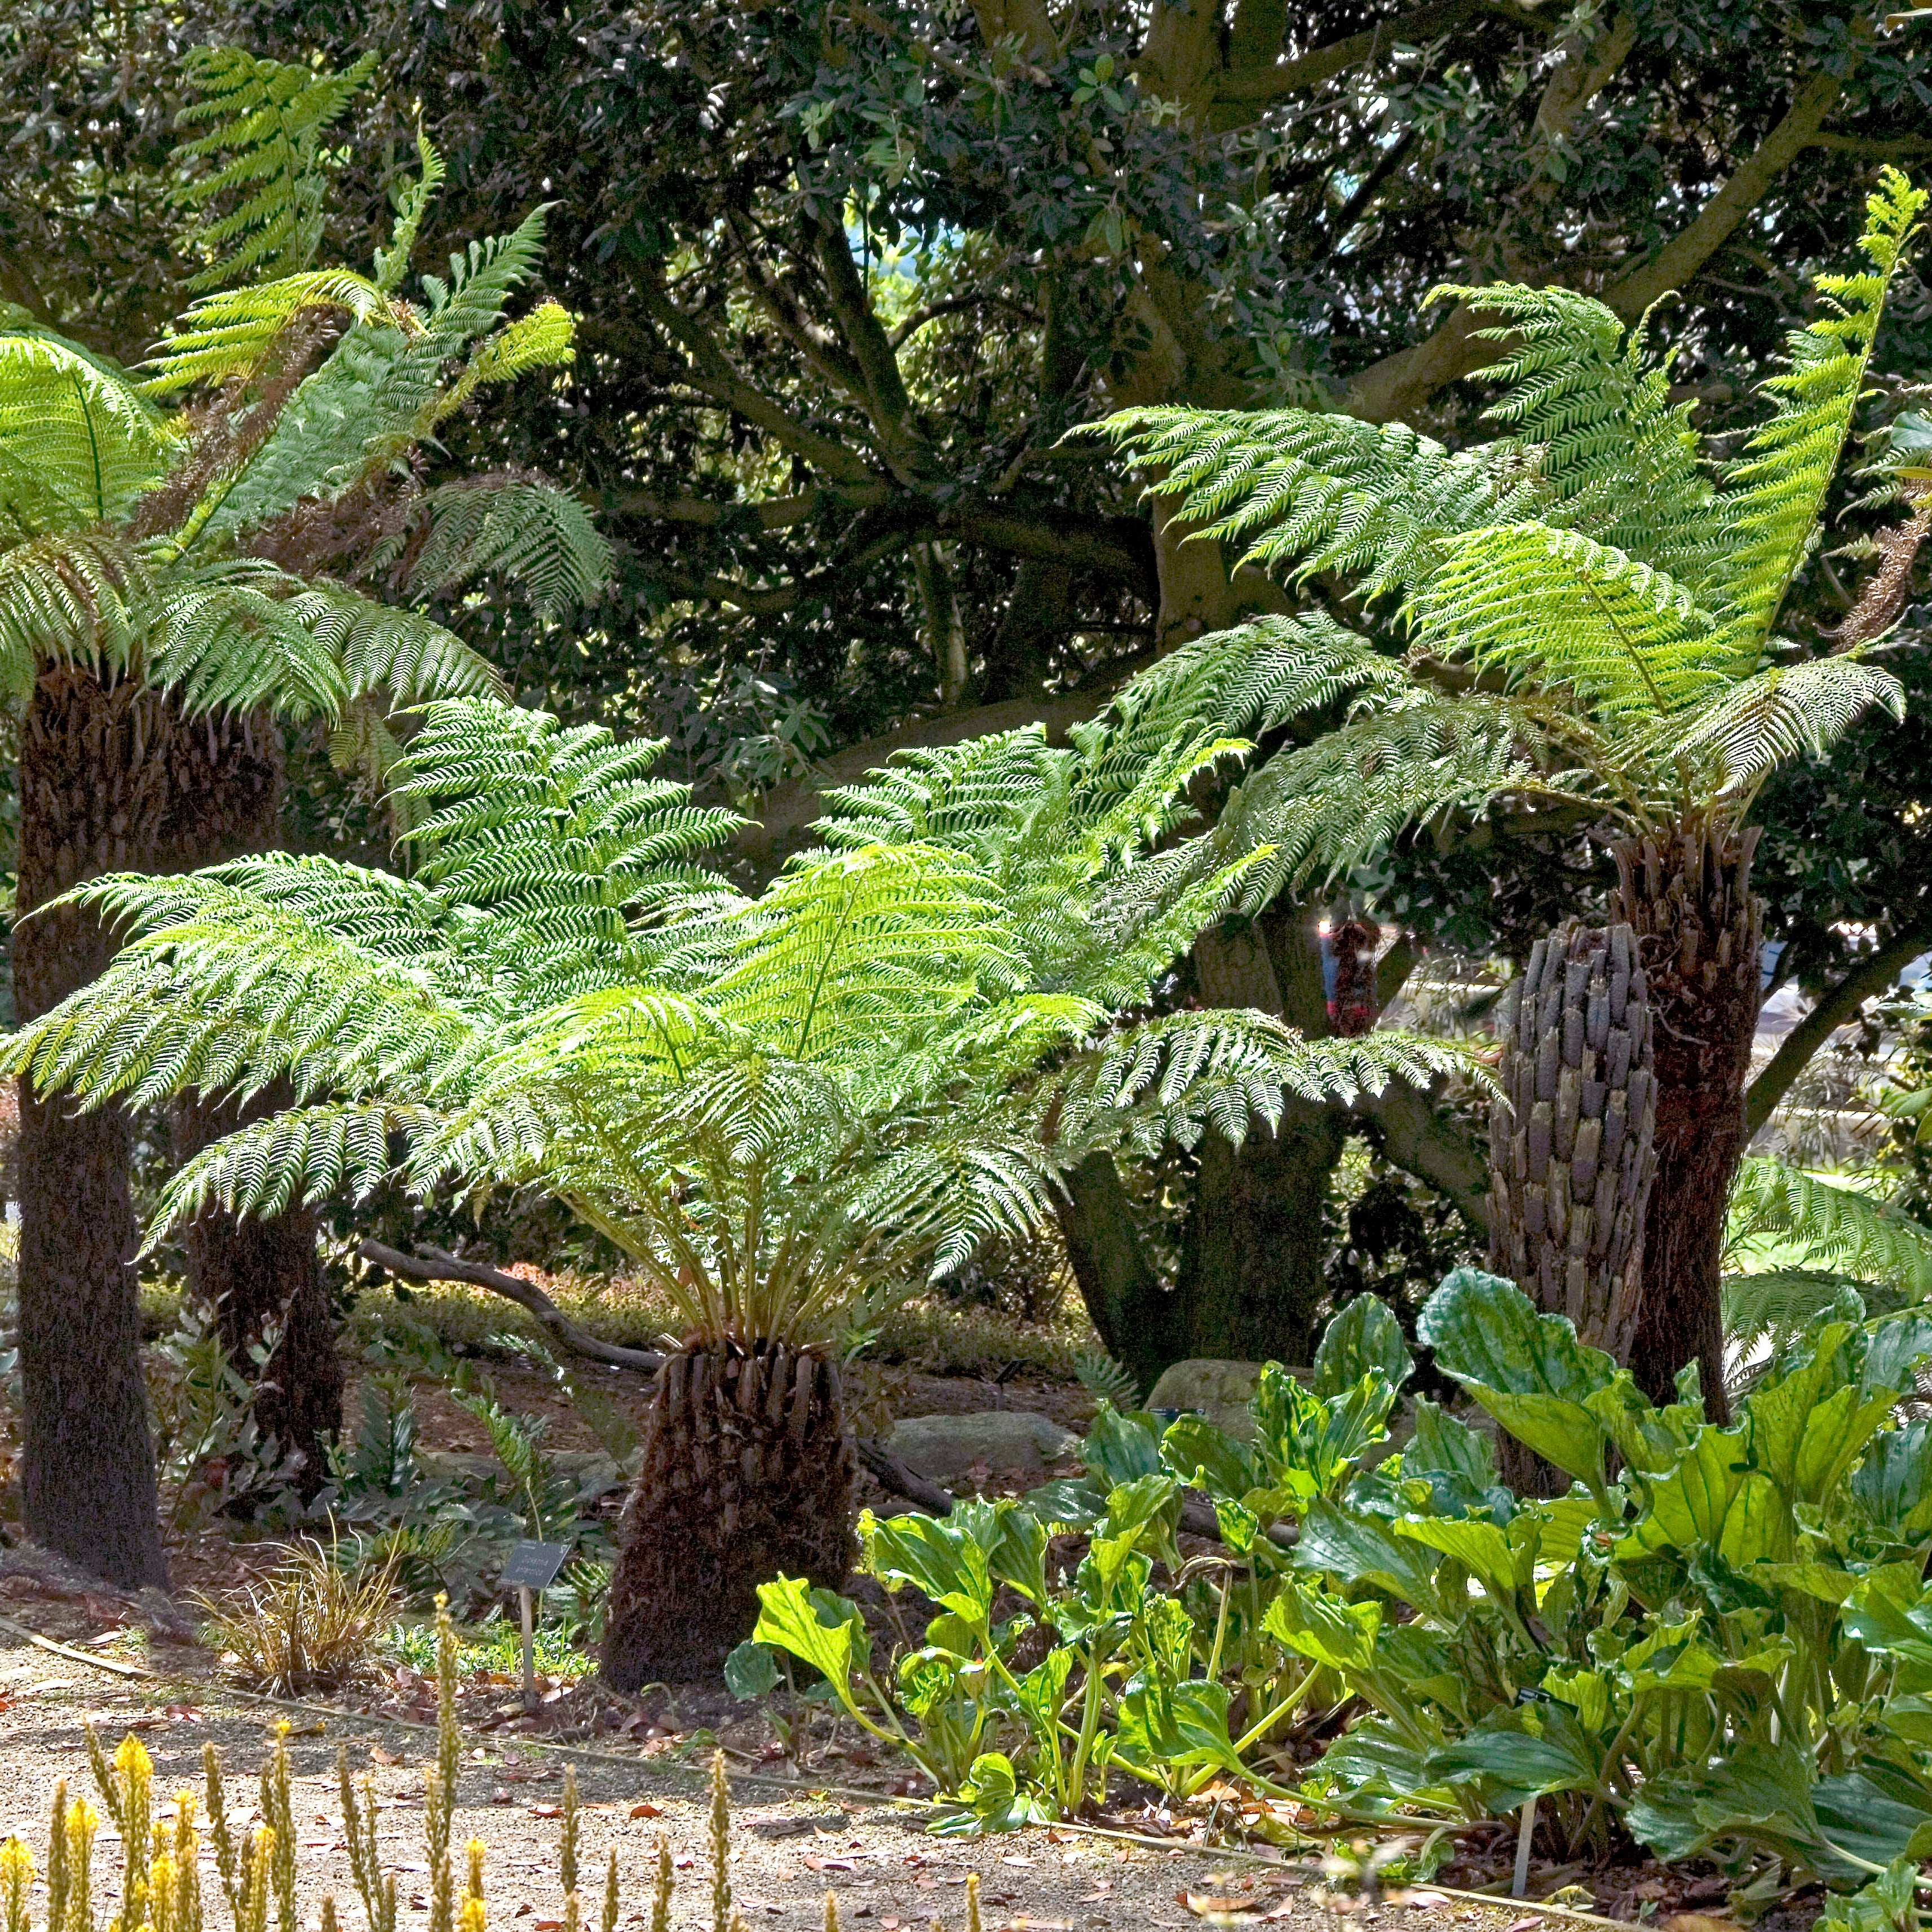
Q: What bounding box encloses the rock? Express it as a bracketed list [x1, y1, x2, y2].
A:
[1145, 1359, 1308, 1441]
[884, 1411, 1080, 1480]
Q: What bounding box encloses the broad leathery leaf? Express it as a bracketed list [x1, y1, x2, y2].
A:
[861, 1509, 994, 1625]
[1813, 1766, 1932, 1884]
[1018, 1475, 1106, 1529]
[1394, 1514, 1538, 1597]
[1293, 1498, 1441, 1607]
[1843, 1565, 1932, 1675]
[1743, 1319, 1895, 1505]
[1625, 1740, 1828, 1873]
[1263, 1575, 1383, 1674]
[1852, 1420, 1932, 1541]
[1161, 1414, 1257, 1502]
[1309, 1713, 1457, 1810]
[753, 1577, 869, 1703]
[1403, 1398, 1511, 1522]
[1426, 1703, 1604, 1810]
[1617, 1427, 1791, 1569]
[723, 1639, 781, 1700]
[1116, 1677, 1246, 1776]
[1083, 1401, 1164, 1487]
[1542, 1665, 1611, 1732]
[1314, 1293, 1413, 1398]
[1862, 1314, 1932, 1396]
[1417, 1268, 1616, 1485]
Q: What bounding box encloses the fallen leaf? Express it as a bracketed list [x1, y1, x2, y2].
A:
[1179, 1893, 1263, 1920]
[999, 1856, 1037, 1868]
[369, 1747, 401, 1767]
[1505, 1918, 1543, 1932]
[803, 1858, 856, 1873]
[490, 1789, 514, 1806]
[529, 1805, 564, 1819]
[535, 1920, 563, 1929]
[880, 1920, 901, 1930]
[1662, 1918, 1737, 1932]
[628, 1803, 664, 1820]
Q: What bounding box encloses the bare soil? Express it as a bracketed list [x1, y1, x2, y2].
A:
[0, 1626, 1522, 1932]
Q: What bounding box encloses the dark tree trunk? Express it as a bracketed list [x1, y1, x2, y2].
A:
[1055, 910, 1351, 1384]
[602, 1343, 856, 1689]
[176, 1087, 342, 1487]
[13, 674, 326, 1585]
[1616, 825, 1763, 1423]
[162, 723, 342, 1483]
[1487, 921, 1657, 1495]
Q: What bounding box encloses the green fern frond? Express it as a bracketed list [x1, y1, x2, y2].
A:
[1436, 281, 1718, 586]
[1412, 523, 1731, 723]
[174, 46, 378, 290]
[374, 131, 447, 295]
[1727, 1155, 1932, 1291]
[142, 269, 412, 397]
[395, 478, 611, 616]
[0, 328, 171, 527]
[1712, 167, 1930, 654]
[1083, 406, 1534, 601]
[0, 528, 149, 695]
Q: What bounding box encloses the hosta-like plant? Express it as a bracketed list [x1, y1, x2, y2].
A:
[5, 696, 1470, 1681]
[1088, 170, 1928, 1419]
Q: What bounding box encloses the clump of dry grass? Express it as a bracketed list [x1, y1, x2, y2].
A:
[195, 1539, 399, 1695]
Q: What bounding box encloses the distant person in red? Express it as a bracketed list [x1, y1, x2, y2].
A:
[1328, 916, 1380, 1036]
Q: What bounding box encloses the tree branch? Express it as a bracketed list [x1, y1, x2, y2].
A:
[1744, 924, 1932, 1135]
[357, 1240, 667, 1372]
[607, 484, 891, 530]
[1354, 1077, 1493, 1233]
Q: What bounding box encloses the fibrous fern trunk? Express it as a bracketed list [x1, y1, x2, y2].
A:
[1616, 826, 1763, 1423]
[602, 1344, 857, 1688]
[1487, 921, 1656, 1491]
[13, 673, 338, 1582]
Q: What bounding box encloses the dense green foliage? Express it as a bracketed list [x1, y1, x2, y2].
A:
[1, 694, 1470, 1346]
[753, 1269, 1932, 1893]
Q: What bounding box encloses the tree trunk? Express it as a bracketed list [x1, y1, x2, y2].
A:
[1616, 825, 1763, 1423]
[161, 720, 343, 1484]
[13, 674, 331, 1585]
[602, 1343, 857, 1689]
[1054, 1151, 1188, 1395]
[176, 1086, 342, 1488]
[1486, 920, 1657, 1495]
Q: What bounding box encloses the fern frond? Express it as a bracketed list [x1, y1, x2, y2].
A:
[1712, 167, 1929, 654]
[174, 46, 378, 290]
[1082, 405, 1535, 602]
[394, 477, 610, 616]
[1438, 281, 1718, 586]
[0, 529, 149, 695]
[0, 328, 171, 527]
[1412, 523, 1730, 724]
[142, 269, 412, 396]
[373, 132, 446, 295]
[1728, 1156, 1932, 1292]
[1652, 655, 1906, 799]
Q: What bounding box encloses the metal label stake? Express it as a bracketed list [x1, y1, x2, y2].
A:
[500, 1541, 571, 1713]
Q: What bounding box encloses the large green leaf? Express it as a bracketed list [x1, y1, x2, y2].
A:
[863, 1510, 994, 1626]
[1403, 1398, 1511, 1521]
[1743, 1320, 1896, 1506]
[1618, 1426, 1789, 1570]
[1160, 1414, 1257, 1503]
[1263, 1575, 1383, 1675]
[1625, 1741, 1832, 1874]
[1294, 1498, 1441, 1606]
[1813, 1767, 1932, 1882]
[1116, 1677, 1247, 1779]
[1852, 1421, 1932, 1542]
[1084, 1402, 1164, 1487]
[1416, 1268, 1616, 1485]
[1394, 1514, 1538, 1598]
[1426, 1703, 1604, 1810]
[1314, 1294, 1413, 1398]
[753, 1577, 869, 1704]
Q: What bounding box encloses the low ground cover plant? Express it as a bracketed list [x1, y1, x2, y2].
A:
[748, 1268, 1932, 1916]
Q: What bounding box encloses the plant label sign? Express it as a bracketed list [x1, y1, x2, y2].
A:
[501, 1541, 570, 1592]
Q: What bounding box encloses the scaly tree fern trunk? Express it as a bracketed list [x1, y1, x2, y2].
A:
[176, 1084, 342, 1487]
[1487, 921, 1657, 1492]
[1616, 826, 1763, 1423]
[166, 730, 342, 1488]
[602, 1344, 857, 1688]
[15, 673, 175, 1586]
[14, 674, 342, 1582]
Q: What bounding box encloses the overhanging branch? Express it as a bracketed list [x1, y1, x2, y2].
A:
[1744, 923, 1932, 1135]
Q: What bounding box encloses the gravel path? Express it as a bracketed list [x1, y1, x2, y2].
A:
[0, 1629, 1523, 1932]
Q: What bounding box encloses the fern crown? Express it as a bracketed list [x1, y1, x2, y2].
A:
[3, 698, 1475, 1351]
[0, 48, 608, 745]
[1086, 170, 1927, 889]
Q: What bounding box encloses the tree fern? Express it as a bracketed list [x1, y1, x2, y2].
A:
[4, 697, 1479, 1351]
[1089, 170, 1927, 864]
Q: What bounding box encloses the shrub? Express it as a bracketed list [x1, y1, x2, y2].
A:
[196, 1540, 400, 1695]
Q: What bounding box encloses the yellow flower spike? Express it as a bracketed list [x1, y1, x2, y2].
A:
[1, 1834, 34, 1932]
[149, 1853, 174, 1932]
[466, 1842, 485, 1906]
[823, 1893, 839, 1932]
[47, 1780, 70, 1932]
[320, 1900, 339, 1932]
[560, 1769, 579, 1899]
[458, 1896, 485, 1932]
[65, 1797, 98, 1932]
[708, 1752, 732, 1932]
[965, 1874, 981, 1932]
